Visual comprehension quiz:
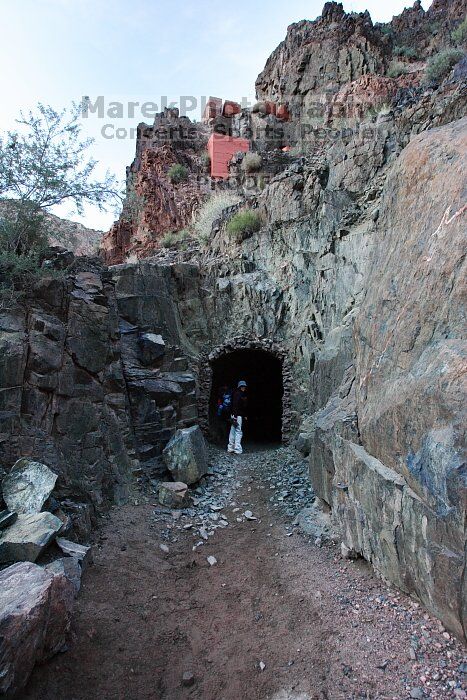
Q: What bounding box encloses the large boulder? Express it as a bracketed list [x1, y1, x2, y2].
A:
[2, 458, 58, 515]
[162, 425, 208, 485]
[0, 511, 62, 563]
[0, 561, 75, 697]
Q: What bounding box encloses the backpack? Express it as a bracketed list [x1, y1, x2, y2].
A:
[217, 391, 232, 418]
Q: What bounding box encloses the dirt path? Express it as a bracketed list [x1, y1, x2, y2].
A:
[23, 448, 466, 700]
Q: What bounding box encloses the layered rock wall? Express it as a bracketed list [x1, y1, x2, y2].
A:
[0, 260, 134, 512]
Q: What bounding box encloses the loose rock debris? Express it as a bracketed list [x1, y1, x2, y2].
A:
[22, 446, 467, 700]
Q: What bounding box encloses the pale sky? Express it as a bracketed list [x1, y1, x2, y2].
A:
[0, 0, 429, 230]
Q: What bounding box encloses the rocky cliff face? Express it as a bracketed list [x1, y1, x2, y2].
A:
[2, 0, 466, 641]
[0, 255, 201, 527]
[101, 111, 210, 264]
[0, 257, 134, 519]
[308, 118, 467, 640]
[353, 119, 466, 638]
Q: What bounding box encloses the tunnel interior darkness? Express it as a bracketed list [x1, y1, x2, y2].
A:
[209, 348, 283, 445]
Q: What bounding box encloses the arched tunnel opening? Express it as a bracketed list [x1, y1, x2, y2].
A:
[209, 348, 283, 447]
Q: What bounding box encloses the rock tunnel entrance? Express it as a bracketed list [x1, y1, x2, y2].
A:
[209, 348, 283, 446]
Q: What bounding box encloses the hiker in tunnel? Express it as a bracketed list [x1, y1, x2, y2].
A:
[227, 380, 248, 454]
[216, 384, 233, 441]
[210, 347, 283, 448]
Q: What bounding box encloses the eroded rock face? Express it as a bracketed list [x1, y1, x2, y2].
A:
[0, 261, 134, 516]
[0, 561, 75, 697]
[112, 263, 199, 469]
[101, 110, 210, 264]
[163, 425, 208, 485]
[2, 458, 57, 515]
[255, 2, 387, 129]
[354, 119, 466, 637]
[309, 118, 467, 640]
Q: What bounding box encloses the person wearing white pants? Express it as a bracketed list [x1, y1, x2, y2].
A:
[227, 380, 248, 454]
[228, 415, 243, 454]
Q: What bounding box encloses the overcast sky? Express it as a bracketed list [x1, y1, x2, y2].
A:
[0, 0, 429, 230]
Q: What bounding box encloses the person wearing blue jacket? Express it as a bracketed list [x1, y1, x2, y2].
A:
[227, 380, 248, 454]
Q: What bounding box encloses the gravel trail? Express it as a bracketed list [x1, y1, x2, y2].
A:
[23, 447, 466, 700]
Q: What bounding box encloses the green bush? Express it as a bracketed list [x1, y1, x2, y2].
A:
[378, 24, 394, 38]
[200, 152, 211, 170]
[387, 61, 407, 78]
[160, 232, 176, 248]
[0, 102, 119, 307]
[241, 152, 262, 173]
[451, 18, 467, 45]
[427, 21, 440, 36]
[160, 228, 193, 249]
[193, 192, 240, 242]
[425, 48, 464, 83]
[176, 228, 190, 242]
[226, 210, 261, 238]
[167, 164, 189, 184]
[393, 45, 418, 60]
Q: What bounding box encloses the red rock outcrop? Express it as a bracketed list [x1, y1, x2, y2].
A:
[101, 145, 203, 264]
[255, 0, 466, 130]
[101, 110, 210, 265]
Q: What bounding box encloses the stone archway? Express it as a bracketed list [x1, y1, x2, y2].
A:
[197, 335, 293, 443]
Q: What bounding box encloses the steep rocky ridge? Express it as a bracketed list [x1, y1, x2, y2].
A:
[255, 0, 466, 135]
[0, 201, 102, 255]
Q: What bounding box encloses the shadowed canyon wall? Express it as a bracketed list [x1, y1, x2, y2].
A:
[1, 1, 465, 639]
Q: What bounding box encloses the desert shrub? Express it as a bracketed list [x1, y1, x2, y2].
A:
[167, 164, 188, 184]
[226, 209, 261, 238]
[176, 228, 190, 242]
[425, 48, 464, 83]
[160, 227, 193, 249]
[393, 45, 418, 60]
[161, 232, 176, 248]
[0, 245, 44, 307]
[193, 192, 240, 242]
[452, 18, 467, 45]
[200, 152, 211, 169]
[387, 61, 407, 78]
[427, 21, 440, 35]
[378, 24, 394, 38]
[242, 152, 262, 173]
[378, 103, 392, 116]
